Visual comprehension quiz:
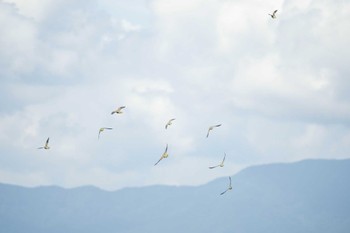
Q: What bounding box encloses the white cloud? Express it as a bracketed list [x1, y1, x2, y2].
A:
[0, 0, 350, 190]
[0, 2, 38, 76]
[121, 19, 141, 32]
[2, 0, 56, 20]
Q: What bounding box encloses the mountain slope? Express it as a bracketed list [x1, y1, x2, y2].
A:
[1, 159, 349, 233]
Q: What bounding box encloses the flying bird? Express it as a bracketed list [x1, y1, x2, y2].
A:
[154, 144, 169, 166]
[111, 106, 126, 115]
[37, 137, 50, 150]
[206, 124, 221, 138]
[220, 177, 232, 195]
[269, 9, 278, 19]
[165, 118, 176, 129]
[209, 153, 226, 169]
[98, 127, 113, 139]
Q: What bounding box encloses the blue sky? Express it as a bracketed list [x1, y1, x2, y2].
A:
[0, 0, 349, 190]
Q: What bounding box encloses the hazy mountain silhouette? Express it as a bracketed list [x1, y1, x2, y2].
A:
[1, 159, 349, 233]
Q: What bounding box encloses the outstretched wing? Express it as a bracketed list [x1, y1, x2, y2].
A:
[154, 157, 163, 166]
[206, 129, 211, 138]
[164, 144, 168, 153]
[209, 165, 219, 169]
[220, 188, 229, 195]
[273, 9, 278, 14]
[118, 106, 126, 111]
[222, 153, 226, 164]
[45, 138, 50, 147]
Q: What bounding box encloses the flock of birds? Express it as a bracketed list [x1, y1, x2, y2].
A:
[37, 9, 279, 195]
[37, 104, 229, 194]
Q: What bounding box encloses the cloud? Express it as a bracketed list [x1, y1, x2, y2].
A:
[0, 0, 350, 190]
[0, 2, 38, 78]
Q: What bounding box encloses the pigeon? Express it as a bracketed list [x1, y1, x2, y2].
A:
[111, 106, 126, 115]
[220, 177, 232, 195]
[165, 118, 176, 129]
[209, 153, 226, 169]
[38, 137, 50, 150]
[269, 9, 278, 19]
[154, 144, 169, 166]
[98, 127, 113, 139]
[206, 124, 221, 138]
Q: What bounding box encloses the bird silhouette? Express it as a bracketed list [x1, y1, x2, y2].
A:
[154, 144, 169, 166]
[269, 9, 278, 19]
[37, 137, 50, 150]
[209, 153, 226, 169]
[206, 124, 222, 138]
[98, 127, 113, 139]
[111, 106, 126, 115]
[165, 118, 176, 129]
[220, 177, 232, 195]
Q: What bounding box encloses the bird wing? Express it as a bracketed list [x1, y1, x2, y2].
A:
[105, 128, 113, 130]
[118, 106, 126, 111]
[45, 138, 50, 147]
[229, 177, 232, 186]
[111, 111, 116, 115]
[222, 153, 226, 164]
[98, 131, 101, 139]
[209, 165, 219, 169]
[165, 119, 175, 129]
[220, 188, 229, 195]
[215, 124, 222, 128]
[206, 129, 211, 138]
[164, 144, 168, 153]
[274, 9, 278, 14]
[37, 147, 44, 149]
[154, 157, 163, 166]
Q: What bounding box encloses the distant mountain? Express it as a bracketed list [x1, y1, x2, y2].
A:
[1, 159, 350, 233]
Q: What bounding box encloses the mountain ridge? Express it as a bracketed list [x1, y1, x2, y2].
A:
[1, 158, 349, 233]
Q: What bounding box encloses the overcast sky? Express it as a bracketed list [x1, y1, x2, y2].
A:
[0, 0, 349, 190]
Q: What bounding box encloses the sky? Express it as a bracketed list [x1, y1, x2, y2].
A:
[0, 0, 349, 191]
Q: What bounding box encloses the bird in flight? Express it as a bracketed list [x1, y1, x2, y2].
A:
[111, 106, 126, 115]
[98, 127, 113, 139]
[38, 137, 50, 150]
[269, 9, 278, 19]
[165, 118, 176, 129]
[209, 153, 226, 169]
[154, 144, 169, 166]
[206, 124, 221, 138]
[220, 177, 232, 195]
